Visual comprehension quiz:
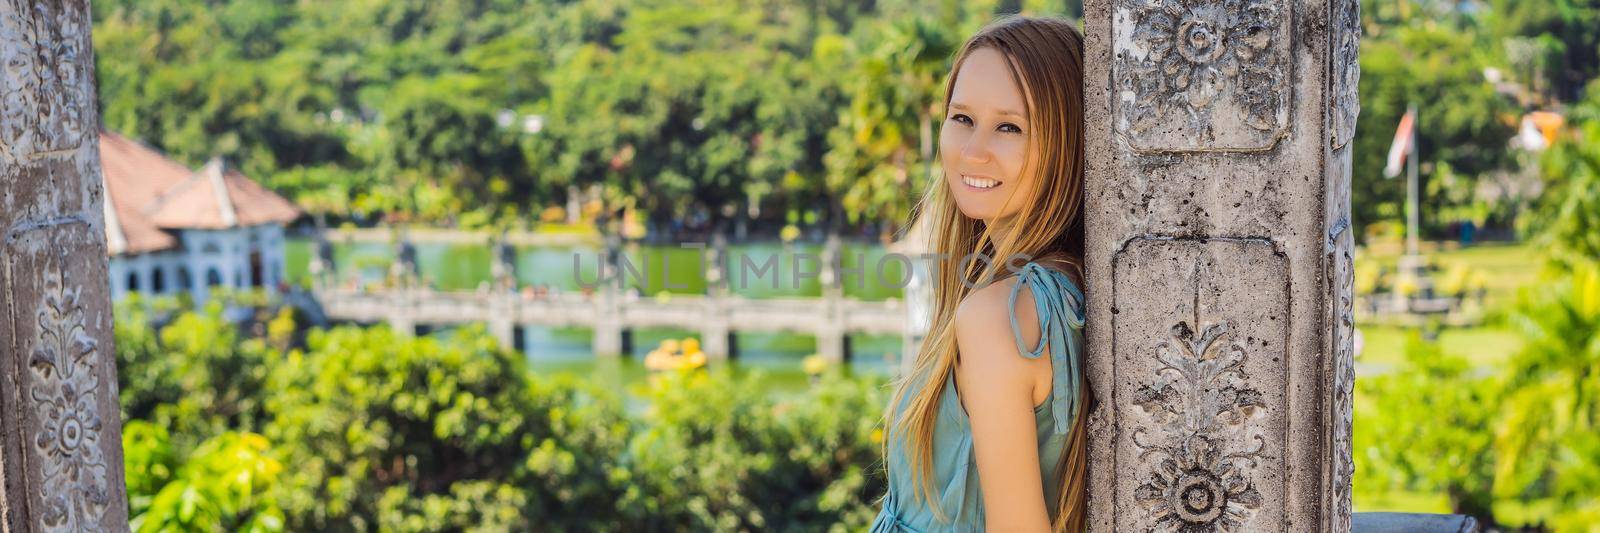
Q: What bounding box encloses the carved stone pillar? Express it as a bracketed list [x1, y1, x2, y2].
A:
[1082, 0, 1359, 531]
[1, 0, 131, 530]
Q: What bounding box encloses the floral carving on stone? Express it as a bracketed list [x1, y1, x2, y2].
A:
[0, 0, 90, 163]
[1132, 321, 1266, 531]
[1114, 0, 1290, 151]
[28, 269, 110, 532]
[1, 0, 42, 162]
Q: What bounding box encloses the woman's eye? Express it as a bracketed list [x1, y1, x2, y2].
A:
[949, 114, 973, 126]
[998, 123, 1022, 134]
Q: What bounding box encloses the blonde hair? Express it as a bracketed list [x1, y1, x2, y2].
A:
[885, 15, 1088, 532]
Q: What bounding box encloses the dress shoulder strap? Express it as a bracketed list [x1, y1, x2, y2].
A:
[1004, 261, 1086, 435]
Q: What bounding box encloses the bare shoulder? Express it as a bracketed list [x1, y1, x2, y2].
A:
[953, 277, 1047, 401]
[954, 276, 1043, 357]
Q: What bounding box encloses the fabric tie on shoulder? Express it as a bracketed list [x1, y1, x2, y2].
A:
[1004, 261, 1085, 435]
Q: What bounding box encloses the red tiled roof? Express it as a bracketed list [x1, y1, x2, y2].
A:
[144, 158, 301, 229]
[98, 130, 300, 255]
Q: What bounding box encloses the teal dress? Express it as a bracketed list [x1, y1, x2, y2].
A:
[871, 261, 1085, 532]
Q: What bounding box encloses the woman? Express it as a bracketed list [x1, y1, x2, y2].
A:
[873, 15, 1088, 533]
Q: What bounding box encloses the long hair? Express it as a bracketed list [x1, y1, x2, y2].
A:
[885, 15, 1088, 532]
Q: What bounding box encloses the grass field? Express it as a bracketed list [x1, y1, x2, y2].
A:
[1354, 489, 1560, 527]
[1359, 240, 1542, 311]
[1352, 240, 1555, 526]
[1354, 240, 1535, 372]
[1356, 324, 1523, 371]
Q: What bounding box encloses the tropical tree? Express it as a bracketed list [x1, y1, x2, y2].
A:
[124, 423, 287, 533]
[824, 16, 961, 228]
[263, 325, 631, 531]
[1523, 84, 1600, 264]
[1493, 262, 1600, 530]
[1351, 21, 1520, 238]
[1355, 335, 1502, 523]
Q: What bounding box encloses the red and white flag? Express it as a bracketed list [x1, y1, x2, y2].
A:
[1384, 108, 1416, 178]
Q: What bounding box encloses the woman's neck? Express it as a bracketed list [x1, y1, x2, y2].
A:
[983, 216, 1014, 243]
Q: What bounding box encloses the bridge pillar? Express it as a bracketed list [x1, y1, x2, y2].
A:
[900, 333, 921, 373]
[489, 292, 517, 352]
[387, 288, 415, 336]
[390, 228, 420, 289]
[490, 320, 516, 352]
[1082, 0, 1362, 530]
[817, 234, 850, 363]
[817, 290, 848, 363]
[700, 235, 732, 360]
[593, 233, 626, 357]
[388, 316, 416, 337]
[816, 327, 847, 364]
[309, 233, 336, 290]
[701, 322, 732, 361]
[593, 319, 626, 358]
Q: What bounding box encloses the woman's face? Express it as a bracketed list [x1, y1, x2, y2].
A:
[940, 46, 1038, 225]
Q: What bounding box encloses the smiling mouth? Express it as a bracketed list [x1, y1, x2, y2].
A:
[961, 174, 1002, 190]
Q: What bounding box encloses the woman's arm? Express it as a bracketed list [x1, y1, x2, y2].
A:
[954, 278, 1053, 533]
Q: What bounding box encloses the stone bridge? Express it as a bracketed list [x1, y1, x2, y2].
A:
[312, 286, 913, 362]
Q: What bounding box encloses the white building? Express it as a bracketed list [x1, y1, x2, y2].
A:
[100, 130, 301, 302]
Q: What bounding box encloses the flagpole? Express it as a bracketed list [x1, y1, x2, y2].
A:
[1405, 102, 1419, 257]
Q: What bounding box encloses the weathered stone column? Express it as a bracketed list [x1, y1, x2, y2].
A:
[1082, 0, 1360, 531]
[1, 0, 131, 530]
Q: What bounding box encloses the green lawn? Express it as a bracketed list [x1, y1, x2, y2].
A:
[532, 221, 601, 235]
[1354, 489, 1561, 528]
[1354, 240, 1534, 372]
[1357, 324, 1523, 370]
[1359, 240, 1542, 311]
[1351, 241, 1566, 527]
[1354, 489, 1451, 515]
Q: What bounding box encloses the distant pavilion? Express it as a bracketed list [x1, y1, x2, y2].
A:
[99, 130, 301, 302]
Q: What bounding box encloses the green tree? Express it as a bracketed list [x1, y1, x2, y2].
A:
[1355, 334, 1501, 523]
[1481, 0, 1600, 103]
[90, 0, 1047, 232]
[621, 369, 887, 531]
[115, 299, 274, 453]
[124, 421, 286, 532]
[1352, 22, 1520, 238]
[1493, 262, 1600, 529]
[263, 325, 630, 531]
[1524, 84, 1600, 264]
[824, 16, 960, 228]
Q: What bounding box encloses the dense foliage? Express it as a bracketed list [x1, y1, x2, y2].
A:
[1355, 87, 1600, 530]
[91, 0, 1593, 240]
[114, 301, 888, 531]
[93, 0, 1600, 530]
[89, 0, 1048, 232]
[1524, 83, 1600, 264]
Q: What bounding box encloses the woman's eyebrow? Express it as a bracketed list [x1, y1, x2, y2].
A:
[949, 102, 1026, 119]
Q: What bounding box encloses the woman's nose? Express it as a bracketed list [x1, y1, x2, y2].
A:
[960, 133, 992, 164]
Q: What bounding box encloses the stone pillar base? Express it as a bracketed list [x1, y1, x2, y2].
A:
[1353, 513, 1479, 533]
